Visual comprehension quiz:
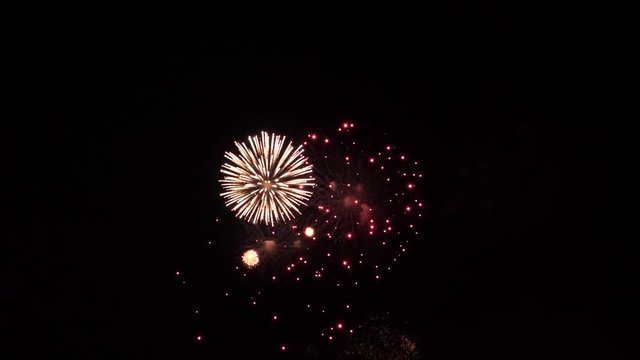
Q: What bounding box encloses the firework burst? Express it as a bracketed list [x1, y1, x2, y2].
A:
[220, 132, 315, 226]
[242, 249, 260, 268]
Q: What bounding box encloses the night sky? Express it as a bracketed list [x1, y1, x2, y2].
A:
[9, 4, 637, 359]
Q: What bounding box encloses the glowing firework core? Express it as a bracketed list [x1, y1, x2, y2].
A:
[304, 226, 315, 237]
[220, 132, 315, 226]
[242, 249, 259, 268]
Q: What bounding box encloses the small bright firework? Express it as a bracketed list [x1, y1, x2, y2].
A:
[242, 249, 260, 268]
[304, 226, 315, 238]
[220, 132, 315, 226]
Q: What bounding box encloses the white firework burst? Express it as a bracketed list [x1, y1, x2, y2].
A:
[220, 132, 315, 226]
[241, 249, 259, 268]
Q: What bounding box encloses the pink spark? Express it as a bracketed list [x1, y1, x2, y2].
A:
[369, 157, 375, 163]
[337, 323, 343, 329]
[324, 138, 330, 143]
[196, 335, 203, 342]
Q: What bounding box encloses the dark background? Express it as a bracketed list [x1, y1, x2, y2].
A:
[8, 3, 637, 359]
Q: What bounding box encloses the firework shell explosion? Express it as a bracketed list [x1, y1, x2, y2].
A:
[186, 121, 424, 355]
[220, 131, 315, 226]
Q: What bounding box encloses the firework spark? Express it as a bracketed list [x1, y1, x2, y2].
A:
[304, 226, 315, 238]
[242, 249, 260, 268]
[220, 132, 315, 226]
